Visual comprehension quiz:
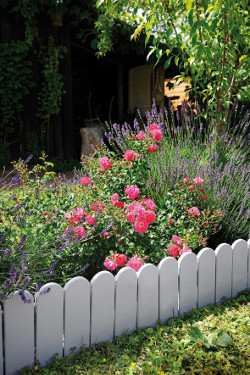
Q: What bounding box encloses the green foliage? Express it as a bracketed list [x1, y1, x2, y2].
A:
[37, 37, 66, 124]
[19, 289, 250, 374]
[0, 41, 34, 136]
[96, 0, 250, 121]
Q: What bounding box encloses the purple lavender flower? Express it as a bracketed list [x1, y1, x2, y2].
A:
[24, 154, 33, 164]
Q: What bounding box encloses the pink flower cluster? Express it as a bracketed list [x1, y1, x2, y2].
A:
[188, 207, 200, 216]
[64, 207, 86, 224]
[124, 150, 140, 162]
[125, 185, 140, 199]
[135, 123, 162, 154]
[126, 198, 156, 233]
[81, 176, 92, 185]
[168, 235, 192, 258]
[104, 254, 143, 272]
[110, 193, 124, 208]
[99, 157, 112, 170]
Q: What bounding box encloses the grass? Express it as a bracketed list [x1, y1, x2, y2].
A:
[20, 289, 250, 375]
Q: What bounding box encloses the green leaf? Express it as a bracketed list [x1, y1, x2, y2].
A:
[216, 333, 232, 348]
[189, 326, 204, 342]
[164, 56, 173, 69]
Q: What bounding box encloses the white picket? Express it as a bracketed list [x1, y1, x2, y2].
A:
[248, 238, 250, 288]
[158, 257, 178, 323]
[178, 252, 197, 315]
[90, 271, 115, 345]
[197, 248, 215, 307]
[36, 283, 63, 367]
[215, 243, 233, 303]
[0, 305, 3, 375]
[137, 264, 159, 328]
[231, 239, 248, 297]
[4, 291, 34, 375]
[64, 276, 90, 357]
[114, 267, 137, 337]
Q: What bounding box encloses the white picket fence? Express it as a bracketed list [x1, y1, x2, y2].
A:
[0, 238, 250, 375]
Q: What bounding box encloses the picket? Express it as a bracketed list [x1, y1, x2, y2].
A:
[64, 277, 90, 357]
[232, 239, 248, 298]
[137, 264, 159, 328]
[90, 271, 115, 345]
[0, 238, 249, 374]
[36, 283, 64, 367]
[197, 248, 215, 307]
[179, 252, 197, 315]
[215, 243, 233, 303]
[0, 306, 2, 375]
[114, 268, 137, 337]
[248, 238, 250, 288]
[4, 291, 34, 375]
[158, 257, 178, 323]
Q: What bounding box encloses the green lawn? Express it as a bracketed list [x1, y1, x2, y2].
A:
[21, 289, 250, 375]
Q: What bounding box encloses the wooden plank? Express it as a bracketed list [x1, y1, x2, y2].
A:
[137, 264, 158, 328]
[215, 243, 233, 303]
[178, 253, 197, 315]
[232, 239, 248, 297]
[36, 283, 63, 367]
[197, 248, 215, 307]
[90, 271, 115, 345]
[158, 257, 178, 323]
[64, 277, 90, 357]
[0, 305, 3, 375]
[4, 291, 34, 375]
[115, 268, 137, 337]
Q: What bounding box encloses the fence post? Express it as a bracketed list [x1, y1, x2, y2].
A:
[232, 239, 248, 298]
[178, 253, 197, 315]
[4, 291, 34, 375]
[158, 257, 178, 323]
[137, 264, 159, 328]
[197, 248, 215, 307]
[64, 276, 90, 357]
[215, 243, 233, 303]
[90, 271, 115, 345]
[115, 268, 137, 337]
[35, 283, 64, 367]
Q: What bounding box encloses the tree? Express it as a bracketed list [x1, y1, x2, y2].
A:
[95, 0, 249, 130]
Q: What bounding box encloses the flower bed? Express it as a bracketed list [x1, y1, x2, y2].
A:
[0, 103, 249, 301]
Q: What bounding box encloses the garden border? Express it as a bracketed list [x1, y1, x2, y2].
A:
[1, 238, 249, 375]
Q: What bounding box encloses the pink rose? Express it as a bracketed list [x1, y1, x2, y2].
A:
[179, 245, 192, 256]
[151, 129, 162, 141]
[81, 176, 92, 185]
[125, 185, 140, 199]
[74, 226, 86, 238]
[193, 177, 204, 185]
[188, 207, 200, 216]
[126, 256, 143, 271]
[127, 213, 136, 223]
[74, 208, 86, 218]
[136, 132, 145, 140]
[171, 235, 183, 246]
[115, 201, 124, 208]
[148, 144, 158, 153]
[145, 210, 156, 223]
[149, 123, 160, 131]
[189, 185, 195, 190]
[169, 244, 181, 258]
[104, 258, 118, 271]
[168, 218, 172, 223]
[115, 254, 127, 266]
[184, 177, 189, 182]
[124, 150, 136, 161]
[134, 218, 149, 233]
[99, 157, 112, 170]
[85, 214, 96, 225]
[202, 195, 207, 200]
[103, 232, 109, 237]
[142, 198, 156, 210]
[111, 193, 119, 204]
[64, 212, 72, 219]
